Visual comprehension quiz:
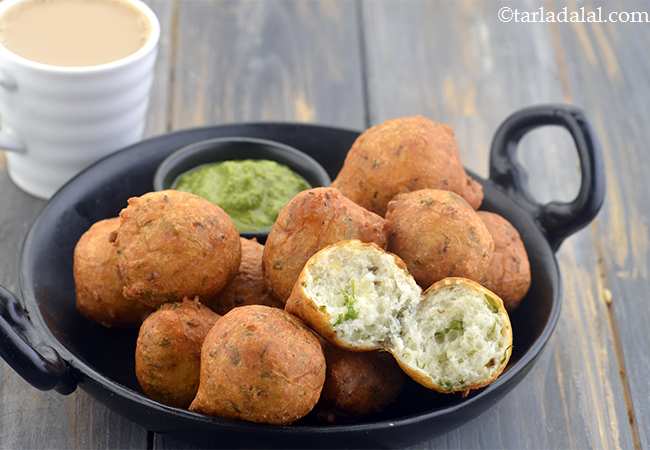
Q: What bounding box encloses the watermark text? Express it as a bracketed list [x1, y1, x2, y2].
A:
[498, 6, 649, 23]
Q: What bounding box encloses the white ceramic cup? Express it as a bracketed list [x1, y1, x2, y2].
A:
[0, 0, 160, 199]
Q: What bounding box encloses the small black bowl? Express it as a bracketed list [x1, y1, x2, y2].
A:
[153, 137, 331, 241]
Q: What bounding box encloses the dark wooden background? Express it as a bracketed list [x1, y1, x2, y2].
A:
[0, 1, 647, 449]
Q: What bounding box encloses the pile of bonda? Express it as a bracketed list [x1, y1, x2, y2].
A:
[73, 190, 326, 424]
[72, 114, 531, 426]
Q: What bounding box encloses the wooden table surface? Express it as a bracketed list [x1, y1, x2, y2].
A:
[1, 1, 648, 449]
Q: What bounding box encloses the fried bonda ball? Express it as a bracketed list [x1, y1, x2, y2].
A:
[74, 218, 153, 328]
[205, 238, 282, 315]
[286, 241, 512, 395]
[318, 344, 404, 419]
[135, 298, 219, 408]
[263, 187, 387, 302]
[385, 189, 493, 288]
[332, 116, 483, 216]
[189, 305, 325, 425]
[478, 211, 531, 311]
[115, 190, 241, 308]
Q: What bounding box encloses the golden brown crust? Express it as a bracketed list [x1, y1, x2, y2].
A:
[395, 277, 513, 394]
[263, 187, 387, 303]
[189, 305, 325, 424]
[332, 116, 483, 215]
[285, 240, 407, 352]
[204, 238, 282, 315]
[135, 298, 220, 408]
[319, 343, 404, 417]
[289, 241, 511, 396]
[477, 212, 531, 311]
[386, 189, 494, 289]
[74, 218, 153, 328]
[115, 190, 241, 308]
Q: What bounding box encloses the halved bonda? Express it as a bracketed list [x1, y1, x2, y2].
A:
[286, 240, 512, 394]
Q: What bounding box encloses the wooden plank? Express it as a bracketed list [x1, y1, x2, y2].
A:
[550, 0, 650, 447]
[170, 0, 365, 130]
[0, 1, 174, 448]
[361, 1, 635, 449]
[144, 0, 176, 135]
[153, 0, 365, 448]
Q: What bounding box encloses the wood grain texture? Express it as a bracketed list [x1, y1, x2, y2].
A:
[144, 0, 176, 135]
[154, 0, 365, 447]
[550, 0, 650, 447]
[170, 0, 365, 129]
[0, 0, 647, 449]
[361, 1, 635, 449]
[0, 1, 173, 448]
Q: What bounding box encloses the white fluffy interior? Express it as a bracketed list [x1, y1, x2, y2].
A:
[303, 242, 510, 391]
[303, 242, 421, 348]
[395, 285, 510, 391]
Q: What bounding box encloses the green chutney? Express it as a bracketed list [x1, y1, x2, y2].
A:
[174, 159, 311, 232]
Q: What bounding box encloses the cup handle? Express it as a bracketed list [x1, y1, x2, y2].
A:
[0, 69, 25, 153]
